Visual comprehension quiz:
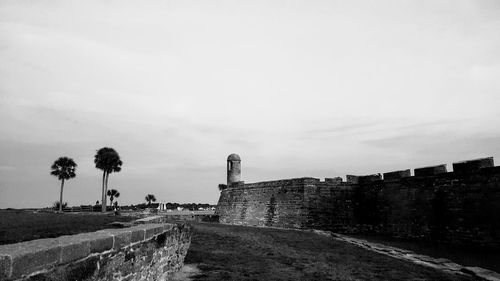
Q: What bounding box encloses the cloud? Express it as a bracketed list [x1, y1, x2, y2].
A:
[0, 166, 15, 171]
[1, 0, 500, 207]
[302, 122, 380, 136]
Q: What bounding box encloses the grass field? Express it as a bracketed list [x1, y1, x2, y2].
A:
[0, 209, 136, 245]
[184, 223, 474, 281]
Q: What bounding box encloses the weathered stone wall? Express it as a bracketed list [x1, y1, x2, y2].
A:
[0, 222, 192, 281]
[216, 157, 500, 248]
[302, 179, 354, 232]
[364, 165, 500, 247]
[216, 178, 311, 228]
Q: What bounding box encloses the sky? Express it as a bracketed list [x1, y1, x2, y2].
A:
[1, 0, 499, 208]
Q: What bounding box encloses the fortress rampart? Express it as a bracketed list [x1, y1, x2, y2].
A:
[216, 156, 500, 248]
[0, 219, 192, 281]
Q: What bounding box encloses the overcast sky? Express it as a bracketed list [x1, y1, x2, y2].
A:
[1, 0, 499, 208]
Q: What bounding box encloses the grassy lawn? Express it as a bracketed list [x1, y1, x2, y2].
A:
[0, 209, 136, 245]
[184, 223, 474, 281]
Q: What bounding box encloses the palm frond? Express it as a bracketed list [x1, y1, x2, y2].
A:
[95, 147, 123, 173]
[50, 156, 77, 180]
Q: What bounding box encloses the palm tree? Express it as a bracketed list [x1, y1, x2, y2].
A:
[50, 157, 77, 212]
[52, 201, 68, 210]
[94, 147, 123, 212]
[107, 189, 120, 207]
[145, 194, 156, 206]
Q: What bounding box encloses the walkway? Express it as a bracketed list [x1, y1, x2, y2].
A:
[311, 230, 500, 281]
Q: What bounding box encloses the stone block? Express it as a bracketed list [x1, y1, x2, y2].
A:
[114, 231, 132, 250]
[71, 232, 113, 254]
[144, 224, 165, 240]
[302, 178, 320, 184]
[0, 238, 61, 279]
[346, 175, 359, 184]
[324, 177, 343, 184]
[109, 221, 134, 228]
[453, 157, 494, 174]
[134, 216, 164, 224]
[153, 224, 166, 235]
[163, 224, 174, 232]
[57, 235, 91, 263]
[383, 169, 411, 180]
[96, 229, 132, 250]
[130, 227, 146, 243]
[346, 174, 382, 184]
[89, 235, 114, 253]
[358, 174, 382, 184]
[0, 254, 11, 280]
[414, 164, 447, 177]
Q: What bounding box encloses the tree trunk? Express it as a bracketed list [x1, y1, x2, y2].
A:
[110, 194, 114, 209]
[104, 172, 110, 211]
[59, 179, 65, 212]
[101, 171, 106, 212]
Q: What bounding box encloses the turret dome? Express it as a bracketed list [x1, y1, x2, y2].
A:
[227, 153, 241, 161]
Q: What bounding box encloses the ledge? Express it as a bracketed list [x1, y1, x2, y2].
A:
[134, 216, 165, 224]
[0, 222, 180, 280]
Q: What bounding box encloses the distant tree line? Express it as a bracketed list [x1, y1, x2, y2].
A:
[121, 202, 215, 211]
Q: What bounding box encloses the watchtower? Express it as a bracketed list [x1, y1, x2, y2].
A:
[227, 153, 241, 186]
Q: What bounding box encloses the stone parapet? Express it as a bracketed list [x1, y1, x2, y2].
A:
[414, 164, 447, 177]
[452, 157, 494, 174]
[0, 222, 191, 281]
[383, 169, 411, 181]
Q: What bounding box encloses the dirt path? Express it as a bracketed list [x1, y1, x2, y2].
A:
[319, 231, 500, 281]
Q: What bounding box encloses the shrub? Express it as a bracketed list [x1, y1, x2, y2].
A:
[52, 201, 68, 210]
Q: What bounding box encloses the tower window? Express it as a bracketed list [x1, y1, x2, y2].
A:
[228, 161, 232, 171]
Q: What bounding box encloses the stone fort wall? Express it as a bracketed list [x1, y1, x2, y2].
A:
[216, 157, 500, 248]
[0, 219, 192, 281]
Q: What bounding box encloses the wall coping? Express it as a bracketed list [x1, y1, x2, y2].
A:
[0, 222, 177, 280]
[227, 177, 320, 190]
[135, 215, 165, 224]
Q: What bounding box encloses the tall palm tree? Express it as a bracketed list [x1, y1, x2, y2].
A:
[145, 194, 156, 205]
[50, 157, 77, 212]
[94, 147, 123, 212]
[107, 189, 120, 207]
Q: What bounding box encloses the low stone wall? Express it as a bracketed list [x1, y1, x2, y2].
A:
[136, 214, 218, 224]
[0, 222, 192, 281]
